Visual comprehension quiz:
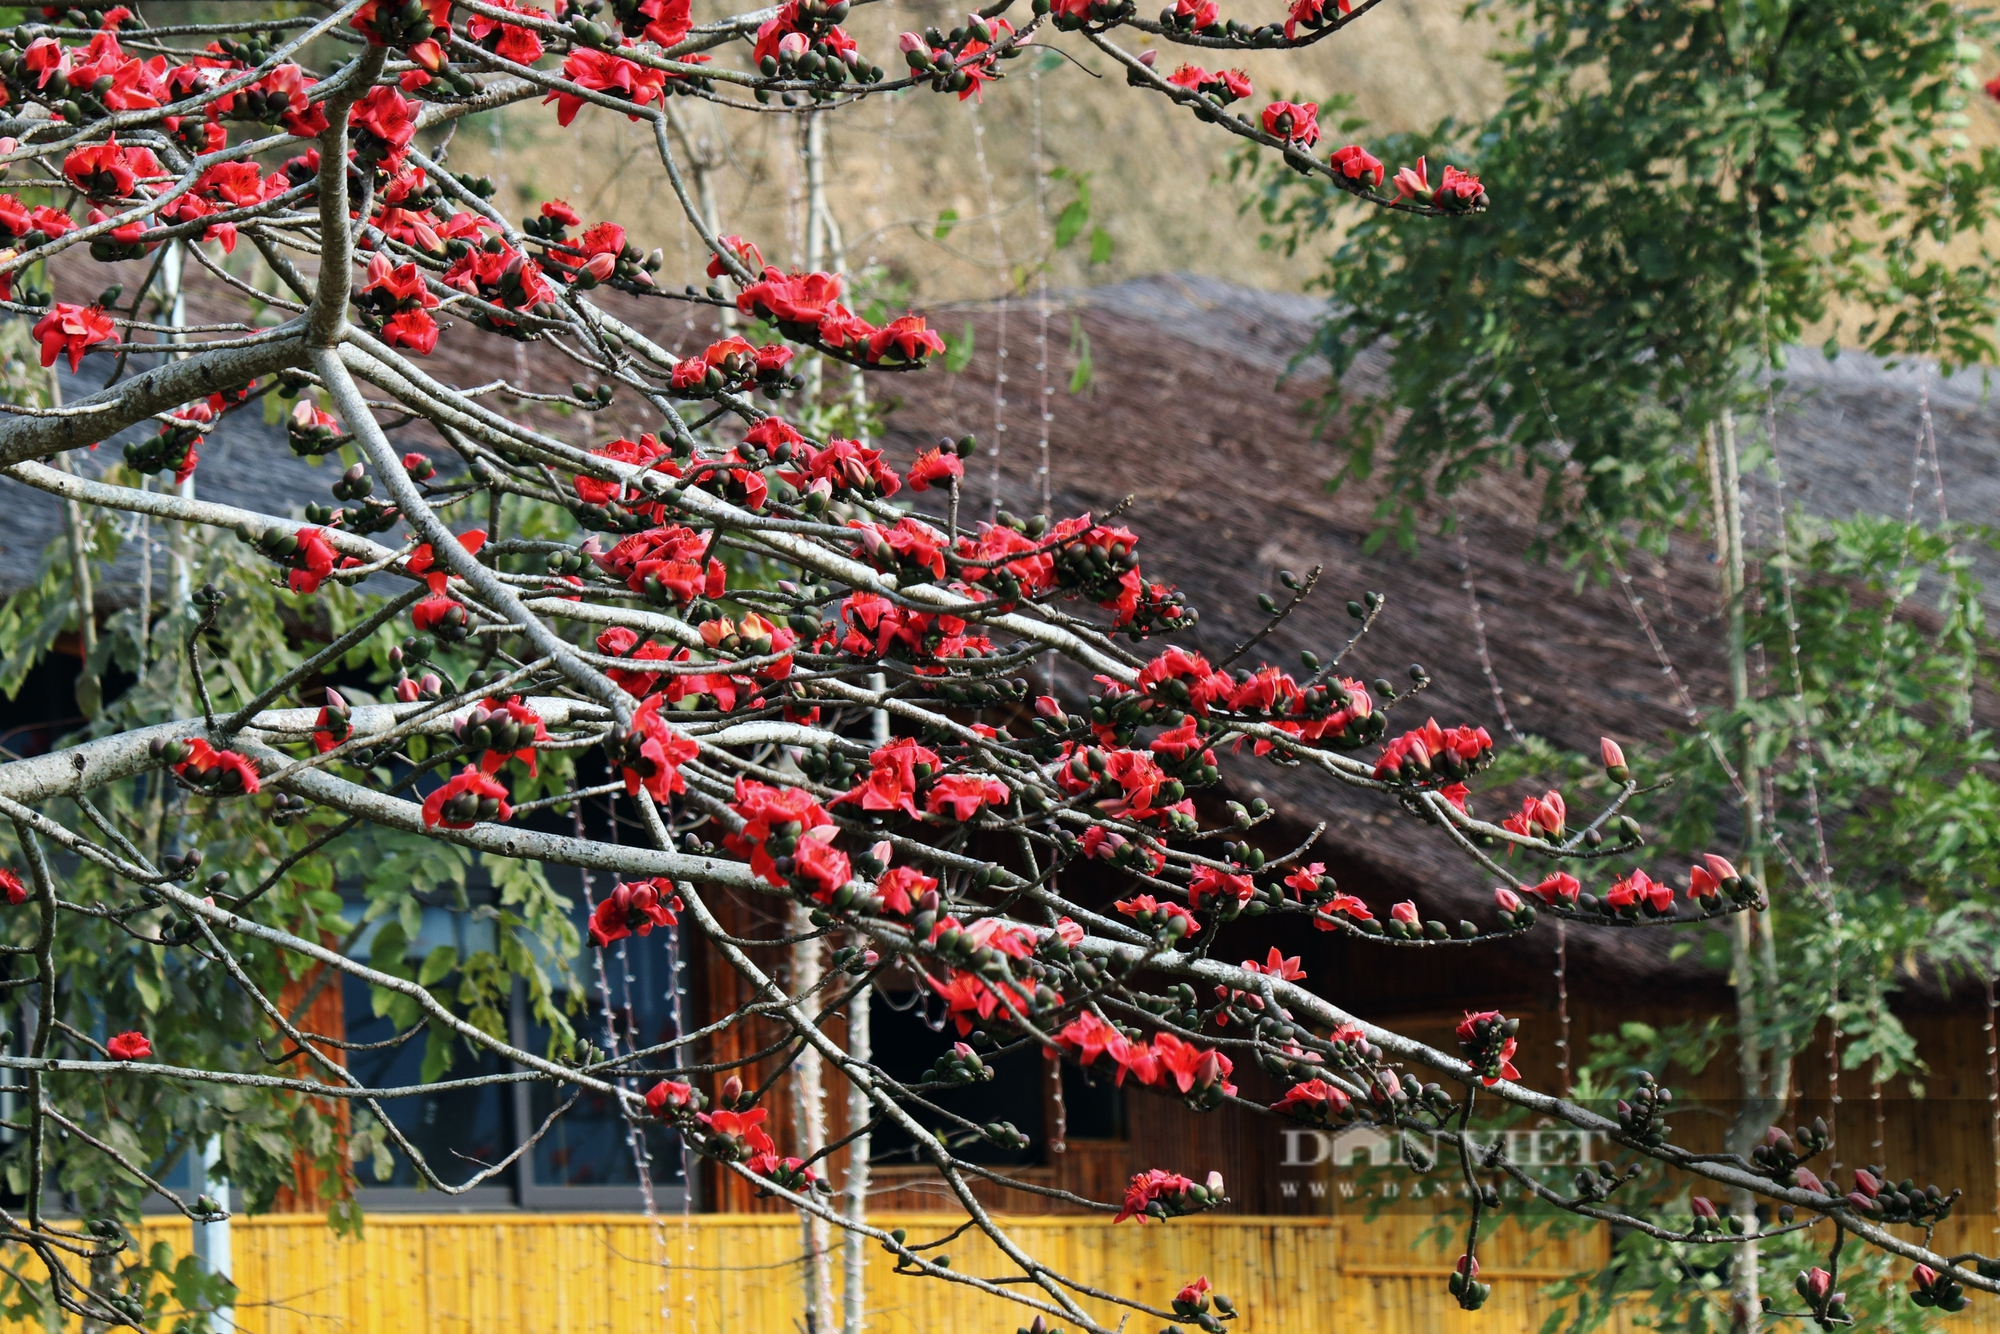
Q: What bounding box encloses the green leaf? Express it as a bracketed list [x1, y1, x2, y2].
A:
[418, 944, 459, 987]
[1054, 199, 1089, 250]
[1066, 314, 1093, 394]
[933, 207, 959, 240]
[1087, 225, 1114, 265]
[944, 321, 976, 374]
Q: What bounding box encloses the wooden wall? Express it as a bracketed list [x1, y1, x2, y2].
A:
[14, 1206, 1999, 1334]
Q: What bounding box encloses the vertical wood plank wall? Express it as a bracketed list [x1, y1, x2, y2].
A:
[5, 1208, 1987, 1333]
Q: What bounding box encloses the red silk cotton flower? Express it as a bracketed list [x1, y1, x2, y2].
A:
[106, 1031, 152, 1061]
[1456, 1009, 1520, 1086]
[422, 766, 512, 829]
[609, 694, 700, 801]
[907, 446, 964, 492]
[1605, 868, 1675, 914]
[1260, 101, 1319, 148]
[169, 738, 261, 795]
[0, 869, 23, 905]
[1329, 143, 1384, 188]
[31, 303, 118, 372]
[588, 878, 682, 947]
[547, 47, 669, 126]
[924, 773, 1011, 822]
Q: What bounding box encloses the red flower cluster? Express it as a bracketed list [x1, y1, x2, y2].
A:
[1455, 1009, 1520, 1086]
[160, 160, 287, 253]
[573, 432, 677, 518]
[547, 45, 679, 125]
[422, 766, 512, 829]
[1188, 864, 1254, 911]
[1112, 893, 1199, 937]
[1508, 874, 1569, 908]
[1501, 790, 1565, 841]
[831, 592, 994, 666]
[466, 0, 547, 65]
[62, 137, 163, 198]
[593, 525, 726, 606]
[610, 694, 700, 801]
[1057, 743, 1194, 827]
[831, 736, 937, 819]
[0, 869, 24, 906]
[1260, 100, 1319, 148]
[1271, 1077, 1354, 1124]
[1054, 1014, 1234, 1102]
[1392, 156, 1489, 213]
[644, 1078, 697, 1117]
[442, 239, 558, 322]
[907, 445, 964, 492]
[695, 1106, 776, 1162]
[594, 626, 677, 696]
[1373, 718, 1494, 783]
[1687, 854, 1738, 900]
[669, 335, 794, 395]
[278, 526, 341, 596]
[106, 1031, 152, 1061]
[724, 778, 852, 900]
[359, 251, 442, 354]
[1114, 1168, 1224, 1223]
[168, 737, 262, 796]
[0, 195, 76, 247]
[588, 877, 682, 947]
[1605, 868, 1675, 914]
[777, 430, 901, 500]
[455, 696, 547, 775]
[1283, 0, 1352, 39]
[350, 85, 419, 167]
[1330, 143, 1384, 188]
[1166, 64, 1250, 103]
[925, 954, 1045, 1036]
[735, 268, 944, 364]
[31, 303, 118, 372]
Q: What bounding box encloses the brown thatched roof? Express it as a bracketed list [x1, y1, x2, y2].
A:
[9, 266, 1991, 1008]
[871, 275, 2000, 1009]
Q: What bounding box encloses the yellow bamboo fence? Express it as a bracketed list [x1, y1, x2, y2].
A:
[0, 1211, 1661, 1333]
[16, 1207, 2000, 1332]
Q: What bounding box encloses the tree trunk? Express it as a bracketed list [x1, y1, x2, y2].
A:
[1709, 412, 1790, 1334]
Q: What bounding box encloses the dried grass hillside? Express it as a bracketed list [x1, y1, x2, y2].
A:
[439, 0, 1512, 302]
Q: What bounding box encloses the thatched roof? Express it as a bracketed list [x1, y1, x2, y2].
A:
[3, 268, 1989, 1007]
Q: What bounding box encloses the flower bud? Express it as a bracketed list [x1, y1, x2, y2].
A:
[1600, 736, 1628, 782]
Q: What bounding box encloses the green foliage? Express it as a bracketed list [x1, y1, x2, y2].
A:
[1244, 0, 2000, 555]
[0, 492, 587, 1319]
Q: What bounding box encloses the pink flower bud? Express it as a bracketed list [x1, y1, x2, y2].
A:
[896, 30, 927, 52]
[1389, 900, 1419, 925]
[1690, 1196, 1717, 1219]
[1455, 1255, 1479, 1278]
[1205, 1170, 1224, 1194]
[1852, 1168, 1880, 1198]
[1393, 157, 1430, 201]
[1702, 852, 1739, 883]
[952, 1041, 975, 1059]
[1600, 736, 1627, 771]
[777, 31, 809, 59]
[1915, 1264, 1939, 1287]
[1805, 1267, 1832, 1301]
[584, 252, 617, 281]
[1493, 886, 1523, 913]
[1794, 1167, 1825, 1194]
